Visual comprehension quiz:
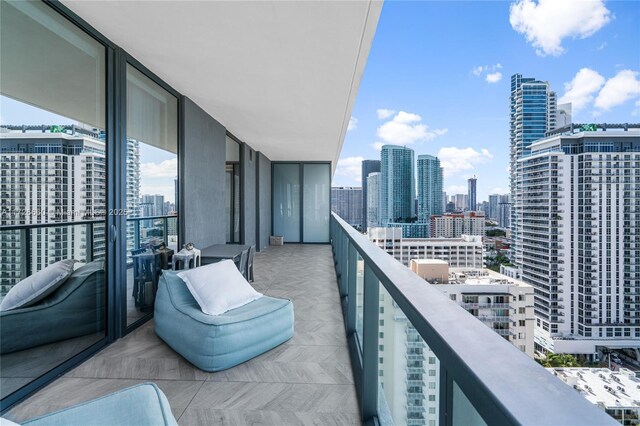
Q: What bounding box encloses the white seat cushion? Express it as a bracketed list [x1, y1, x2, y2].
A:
[0, 259, 76, 311]
[177, 260, 262, 316]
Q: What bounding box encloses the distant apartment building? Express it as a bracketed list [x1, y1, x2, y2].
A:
[453, 193, 467, 211]
[515, 125, 640, 356]
[331, 186, 363, 229]
[366, 172, 381, 230]
[140, 194, 165, 217]
[467, 176, 477, 211]
[429, 211, 485, 238]
[381, 145, 415, 224]
[368, 227, 483, 268]
[410, 261, 535, 357]
[0, 129, 107, 291]
[488, 194, 499, 221]
[417, 155, 443, 222]
[361, 159, 380, 231]
[497, 194, 511, 228]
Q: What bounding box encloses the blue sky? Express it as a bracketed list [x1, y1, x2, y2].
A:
[333, 0, 640, 201]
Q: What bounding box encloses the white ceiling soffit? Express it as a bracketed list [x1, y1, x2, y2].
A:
[61, 0, 383, 170]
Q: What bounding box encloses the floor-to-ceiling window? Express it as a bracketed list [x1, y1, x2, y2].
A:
[0, 0, 107, 401]
[124, 63, 178, 328]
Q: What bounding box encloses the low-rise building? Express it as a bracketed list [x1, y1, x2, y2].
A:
[409, 263, 535, 358]
[430, 211, 485, 238]
[548, 368, 640, 425]
[369, 227, 483, 268]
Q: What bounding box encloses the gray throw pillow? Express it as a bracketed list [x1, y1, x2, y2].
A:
[0, 259, 76, 311]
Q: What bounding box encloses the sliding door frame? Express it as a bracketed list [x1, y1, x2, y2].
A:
[0, 0, 184, 412]
[271, 161, 331, 244]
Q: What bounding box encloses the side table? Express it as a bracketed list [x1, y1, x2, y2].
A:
[172, 250, 196, 270]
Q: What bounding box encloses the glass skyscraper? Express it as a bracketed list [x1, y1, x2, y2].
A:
[509, 74, 557, 265]
[381, 145, 415, 225]
[416, 154, 443, 223]
[467, 176, 477, 211]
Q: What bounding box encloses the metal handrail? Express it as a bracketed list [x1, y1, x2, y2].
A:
[331, 212, 614, 425]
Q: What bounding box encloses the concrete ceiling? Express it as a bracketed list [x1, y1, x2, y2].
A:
[61, 0, 382, 169]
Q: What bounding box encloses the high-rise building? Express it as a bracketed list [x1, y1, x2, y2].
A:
[126, 140, 141, 256]
[517, 124, 640, 356]
[381, 145, 415, 224]
[509, 73, 557, 266]
[453, 193, 467, 211]
[366, 172, 381, 230]
[330, 186, 363, 229]
[498, 194, 511, 229]
[0, 129, 107, 290]
[417, 155, 443, 223]
[488, 194, 500, 221]
[467, 176, 477, 211]
[430, 212, 485, 238]
[361, 159, 380, 231]
[442, 192, 448, 213]
[140, 194, 165, 217]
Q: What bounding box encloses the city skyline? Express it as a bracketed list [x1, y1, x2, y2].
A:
[332, 0, 640, 202]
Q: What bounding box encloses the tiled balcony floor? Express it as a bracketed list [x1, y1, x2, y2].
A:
[6, 245, 360, 425]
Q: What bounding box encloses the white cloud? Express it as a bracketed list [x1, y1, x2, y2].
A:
[559, 68, 605, 112]
[141, 158, 177, 178]
[485, 72, 503, 83]
[376, 109, 396, 119]
[335, 156, 364, 184]
[472, 64, 503, 83]
[594, 70, 640, 111]
[597, 42, 607, 51]
[445, 185, 467, 195]
[376, 111, 447, 146]
[472, 66, 486, 76]
[437, 147, 493, 177]
[348, 116, 358, 131]
[509, 0, 611, 56]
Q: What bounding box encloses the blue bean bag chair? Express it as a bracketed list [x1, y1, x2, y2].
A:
[154, 270, 294, 372]
[6, 383, 177, 426]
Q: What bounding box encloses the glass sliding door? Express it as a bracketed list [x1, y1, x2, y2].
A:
[272, 162, 331, 243]
[0, 0, 107, 400]
[303, 163, 330, 243]
[272, 164, 301, 242]
[124, 64, 178, 327]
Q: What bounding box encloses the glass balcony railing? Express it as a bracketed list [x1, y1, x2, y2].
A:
[330, 212, 616, 425]
[0, 215, 178, 297]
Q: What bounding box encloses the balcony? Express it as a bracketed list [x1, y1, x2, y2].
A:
[4, 244, 361, 424]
